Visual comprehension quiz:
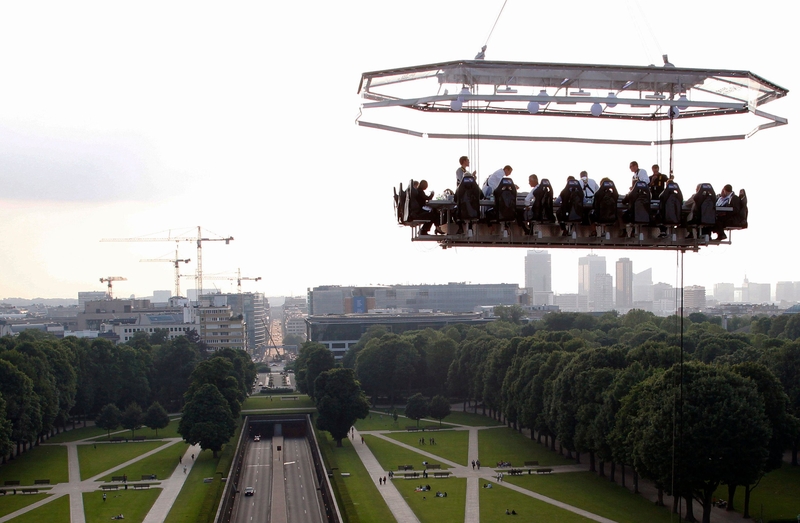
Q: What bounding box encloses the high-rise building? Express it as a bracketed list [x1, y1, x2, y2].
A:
[152, 290, 171, 303]
[713, 283, 735, 303]
[594, 273, 614, 311]
[776, 281, 797, 304]
[578, 254, 608, 312]
[633, 268, 653, 303]
[684, 285, 707, 309]
[78, 291, 108, 311]
[525, 250, 553, 305]
[615, 258, 633, 310]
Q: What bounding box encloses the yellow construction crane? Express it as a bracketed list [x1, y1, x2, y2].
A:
[140, 247, 191, 298]
[101, 226, 233, 302]
[99, 276, 127, 299]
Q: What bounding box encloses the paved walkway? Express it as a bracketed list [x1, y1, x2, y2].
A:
[0, 430, 194, 523]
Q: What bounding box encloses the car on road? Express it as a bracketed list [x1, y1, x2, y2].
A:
[244, 487, 254, 496]
[254, 435, 260, 442]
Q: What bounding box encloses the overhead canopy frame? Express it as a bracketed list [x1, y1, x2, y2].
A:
[357, 60, 789, 145]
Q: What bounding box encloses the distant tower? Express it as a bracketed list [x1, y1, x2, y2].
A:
[616, 258, 633, 310]
[525, 250, 552, 304]
[578, 254, 607, 312]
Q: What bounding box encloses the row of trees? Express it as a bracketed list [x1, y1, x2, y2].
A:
[340, 308, 800, 523]
[0, 327, 246, 461]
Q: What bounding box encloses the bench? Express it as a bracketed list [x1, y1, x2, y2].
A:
[340, 473, 351, 477]
[406, 426, 419, 432]
[133, 436, 146, 441]
[424, 426, 439, 431]
[508, 469, 524, 476]
[402, 472, 420, 479]
[524, 461, 539, 467]
[425, 464, 441, 470]
[111, 476, 126, 482]
[133, 483, 152, 489]
[4, 480, 20, 486]
[397, 465, 414, 471]
[34, 479, 50, 485]
[535, 468, 553, 474]
[110, 437, 124, 443]
[141, 474, 156, 481]
[21, 488, 38, 494]
[433, 472, 451, 478]
[101, 485, 120, 491]
[280, 396, 299, 401]
[203, 477, 214, 483]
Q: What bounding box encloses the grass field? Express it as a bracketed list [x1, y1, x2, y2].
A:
[78, 441, 168, 480]
[354, 412, 407, 431]
[47, 426, 111, 443]
[98, 441, 189, 482]
[504, 471, 680, 523]
[164, 449, 218, 523]
[394, 478, 466, 523]
[83, 488, 160, 523]
[5, 493, 69, 523]
[479, 482, 591, 523]
[0, 445, 69, 485]
[0, 493, 52, 518]
[241, 395, 315, 410]
[316, 430, 395, 523]
[478, 427, 574, 468]
[713, 462, 800, 522]
[434, 411, 504, 427]
[383, 430, 469, 466]
[363, 435, 451, 473]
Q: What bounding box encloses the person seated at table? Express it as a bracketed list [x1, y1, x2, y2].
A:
[629, 160, 649, 189]
[684, 183, 716, 238]
[409, 180, 443, 235]
[649, 164, 669, 199]
[707, 184, 739, 241]
[620, 180, 651, 237]
[555, 176, 583, 235]
[483, 165, 514, 198]
[579, 171, 599, 204]
[456, 156, 475, 187]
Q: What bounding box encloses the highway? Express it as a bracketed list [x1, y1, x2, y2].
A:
[231, 435, 273, 522]
[282, 436, 324, 523]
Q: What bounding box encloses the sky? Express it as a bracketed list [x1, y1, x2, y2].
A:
[0, 1, 796, 300]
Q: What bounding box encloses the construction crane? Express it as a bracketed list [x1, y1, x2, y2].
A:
[193, 268, 262, 294]
[140, 247, 191, 297]
[99, 276, 127, 299]
[101, 226, 233, 302]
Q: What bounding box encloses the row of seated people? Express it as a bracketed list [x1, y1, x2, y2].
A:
[394, 175, 747, 241]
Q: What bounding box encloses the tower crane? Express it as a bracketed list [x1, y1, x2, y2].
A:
[99, 276, 127, 299]
[140, 247, 191, 297]
[101, 226, 233, 302]
[194, 268, 262, 294]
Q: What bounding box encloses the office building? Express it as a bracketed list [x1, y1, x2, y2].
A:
[78, 291, 108, 310]
[776, 281, 798, 304]
[633, 268, 654, 304]
[578, 254, 610, 312]
[525, 250, 553, 305]
[615, 258, 633, 310]
[684, 285, 707, 309]
[713, 283, 735, 303]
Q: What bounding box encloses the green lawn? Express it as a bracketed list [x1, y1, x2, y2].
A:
[5, 493, 69, 523]
[478, 427, 574, 468]
[354, 412, 407, 431]
[504, 471, 680, 523]
[383, 429, 469, 466]
[434, 410, 504, 427]
[0, 493, 52, 518]
[479, 481, 592, 523]
[164, 449, 219, 523]
[78, 441, 168, 480]
[47, 425, 113, 443]
[107, 419, 183, 440]
[316, 430, 395, 523]
[363, 435, 451, 473]
[713, 462, 800, 522]
[241, 394, 315, 410]
[0, 445, 69, 485]
[394, 478, 466, 523]
[98, 441, 189, 482]
[83, 488, 160, 523]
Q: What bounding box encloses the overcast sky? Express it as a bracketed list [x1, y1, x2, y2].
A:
[0, 1, 795, 300]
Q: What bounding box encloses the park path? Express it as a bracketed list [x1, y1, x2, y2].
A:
[141, 442, 201, 523]
[0, 435, 186, 523]
[350, 428, 421, 523]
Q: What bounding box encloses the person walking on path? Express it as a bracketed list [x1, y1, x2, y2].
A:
[361, 436, 364, 444]
[472, 460, 475, 469]
[179, 456, 182, 464]
[183, 466, 187, 474]
[191, 454, 194, 460]
[103, 493, 106, 502]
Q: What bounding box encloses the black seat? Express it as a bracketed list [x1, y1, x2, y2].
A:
[624, 180, 651, 224]
[659, 181, 683, 225]
[557, 179, 583, 224]
[738, 189, 748, 228]
[529, 179, 555, 222]
[491, 177, 517, 224]
[695, 183, 716, 226]
[590, 180, 619, 224]
[455, 174, 482, 234]
[394, 183, 405, 224]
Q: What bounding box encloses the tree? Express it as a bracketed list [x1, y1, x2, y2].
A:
[95, 403, 122, 439]
[0, 358, 40, 453]
[494, 305, 525, 324]
[314, 368, 369, 447]
[121, 402, 143, 438]
[295, 342, 335, 398]
[185, 357, 244, 418]
[151, 337, 200, 412]
[428, 395, 451, 427]
[405, 393, 429, 428]
[179, 383, 236, 458]
[143, 401, 170, 437]
[0, 393, 14, 457]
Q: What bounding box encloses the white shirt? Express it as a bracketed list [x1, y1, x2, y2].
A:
[716, 193, 732, 206]
[580, 178, 599, 200]
[484, 168, 506, 197]
[632, 168, 648, 185]
[524, 185, 539, 206]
